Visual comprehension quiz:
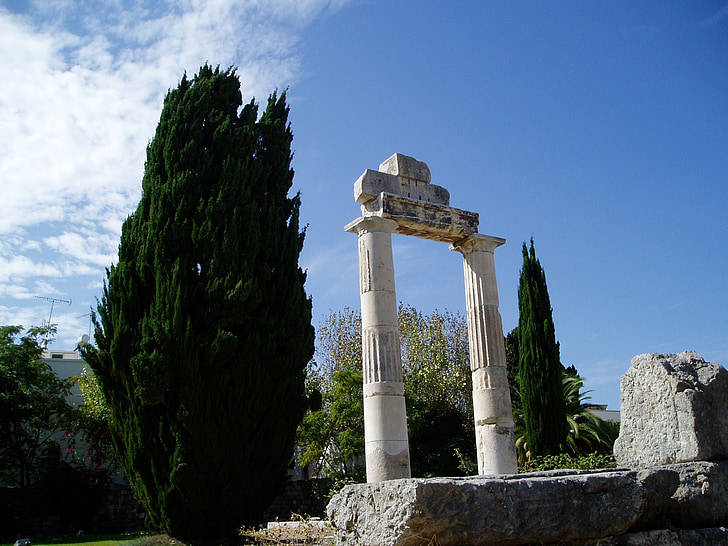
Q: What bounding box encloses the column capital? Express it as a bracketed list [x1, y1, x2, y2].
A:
[345, 216, 399, 236]
[450, 233, 506, 255]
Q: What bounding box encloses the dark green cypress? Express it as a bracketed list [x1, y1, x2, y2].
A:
[517, 238, 567, 457]
[81, 65, 314, 538]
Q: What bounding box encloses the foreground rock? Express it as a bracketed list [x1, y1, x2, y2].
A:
[327, 468, 678, 545]
[614, 351, 728, 468]
[661, 460, 728, 529]
[573, 527, 728, 545]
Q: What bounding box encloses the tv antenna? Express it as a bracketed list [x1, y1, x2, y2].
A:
[77, 312, 93, 339]
[35, 296, 72, 326]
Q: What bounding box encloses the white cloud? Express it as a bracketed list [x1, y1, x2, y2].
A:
[0, 0, 351, 342]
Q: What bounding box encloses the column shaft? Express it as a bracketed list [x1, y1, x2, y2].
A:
[346, 216, 411, 482]
[452, 234, 518, 475]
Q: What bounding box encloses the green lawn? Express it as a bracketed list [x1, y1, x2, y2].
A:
[20, 541, 126, 546]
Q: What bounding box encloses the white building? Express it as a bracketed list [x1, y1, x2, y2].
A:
[41, 346, 87, 407]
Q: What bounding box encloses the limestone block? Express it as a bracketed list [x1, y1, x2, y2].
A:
[662, 460, 728, 529]
[614, 352, 728, 467]
[362, 193, 478, 243]
[354, 170, 450, 206]
[574, 527, 728, 545]
[379, 153, 431, 182]
[354, 170, 401, 203]
[327, 468, 679, 545]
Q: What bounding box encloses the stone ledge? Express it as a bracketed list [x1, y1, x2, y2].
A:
[327, 467, 679, 545]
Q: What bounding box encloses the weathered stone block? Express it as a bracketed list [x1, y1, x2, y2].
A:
[379, 153, 431, 183]
[327, 468, 679, 545]
[663, 460, 728, 529]
[574, 527, 728, 545]
[362, 193, 478, 243]
[614, 352, 728, 467]
[354, 169, 450, 206]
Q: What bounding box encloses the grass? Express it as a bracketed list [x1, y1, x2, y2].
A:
[2, 534, 184, 546]
[3, 516, 334, 546]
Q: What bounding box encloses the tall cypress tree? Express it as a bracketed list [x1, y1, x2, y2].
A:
[517, 238, 567, 457]
[81, 65, 314, 538]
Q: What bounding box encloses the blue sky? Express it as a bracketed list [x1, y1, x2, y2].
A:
[1, 1, 726, 411]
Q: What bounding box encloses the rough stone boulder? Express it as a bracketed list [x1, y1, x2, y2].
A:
[327, 468, 678, 545]
[661, 460, 728, 529]
[614, 351, 728, 468]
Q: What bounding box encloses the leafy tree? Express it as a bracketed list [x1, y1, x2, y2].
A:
[81, 65, 313, 538]
[398, 304, 475, 477]
[64, 367, 118, 477]
[298, 305, 476, 482]
[517, 239, 568, 457]
[0, 325, 74, 489]
[298, 308, 365, 484]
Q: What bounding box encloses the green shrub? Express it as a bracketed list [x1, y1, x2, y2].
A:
[520, 452, 617, 472]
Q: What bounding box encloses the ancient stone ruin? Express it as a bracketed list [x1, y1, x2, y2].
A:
[614, 351, 728, 467]
[331, 164, 728, 546]
[345, 153, 517, 481]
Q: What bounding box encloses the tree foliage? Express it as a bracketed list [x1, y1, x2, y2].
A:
[0, 325, 74, 489]
[298, 305, 476, 482]
[81, 65, 313, 538]
[399, 304, 475, 477]
[298, 308, 365, 484]
[562, 369, 620, 456]
[64, 366, 119, 477]
[517, 239, 568, 456]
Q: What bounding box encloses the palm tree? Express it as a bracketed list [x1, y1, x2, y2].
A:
[562, 370, 619, 456]
[513, 368, 619, 465]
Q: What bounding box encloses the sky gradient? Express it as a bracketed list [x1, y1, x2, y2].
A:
[1, 1, 726, 410]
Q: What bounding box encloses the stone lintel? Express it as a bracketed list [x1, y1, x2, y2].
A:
[362, 193, 478, 243]
[379, 153, 431, 183]
[355, 169, 450, 206]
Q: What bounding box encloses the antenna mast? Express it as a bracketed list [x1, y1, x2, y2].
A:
[35, 296, 72, 326]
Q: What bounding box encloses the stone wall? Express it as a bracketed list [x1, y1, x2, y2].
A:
[86, 482, 147, 533]
[0, 482, 146, 538]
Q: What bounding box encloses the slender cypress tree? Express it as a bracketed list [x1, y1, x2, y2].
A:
[81, 65, 314, 538]
[517, 238, 567, 456]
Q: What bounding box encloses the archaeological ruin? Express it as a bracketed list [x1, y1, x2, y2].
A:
[331, 154, 728, 545]
[345, 153, 517, 481]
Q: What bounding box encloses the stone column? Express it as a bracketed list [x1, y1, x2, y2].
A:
[345, 216, 411, 482]
[451, 234, 518, 475]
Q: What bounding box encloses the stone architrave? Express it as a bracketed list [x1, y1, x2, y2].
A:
[451, 234, 518, 475]
[347, 153, 517, 481]
[614, 351, 728, 468]
[344, 216, 411, 482]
